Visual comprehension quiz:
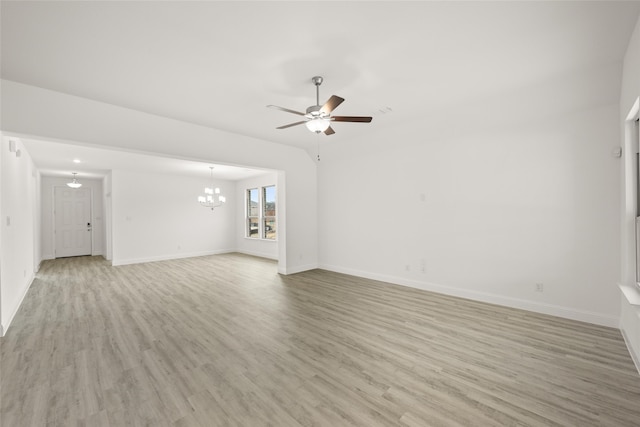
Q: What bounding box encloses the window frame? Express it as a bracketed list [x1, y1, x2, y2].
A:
[245, 185, 277, 241]
[246, 188, 260, 239]
[262, 185, 276, 240]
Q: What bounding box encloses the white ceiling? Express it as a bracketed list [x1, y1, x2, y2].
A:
[2, 1, 640, 176]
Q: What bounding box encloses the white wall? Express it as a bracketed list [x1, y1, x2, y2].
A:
[103, 171, 112, 261]
[34, 171, 41, 269]
[1, 133, 3, 334]
[619, 15, 640, 372]
[111, 169, 235, 265]
[0, 80, 318, 274]
[0, 136, 38, 335]
[40, 176, 104, 260]
[235, 171, 279, 260]
[319, 72, 622, 327]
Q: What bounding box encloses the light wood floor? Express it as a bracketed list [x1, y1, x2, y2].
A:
[1, 254, 640, 426]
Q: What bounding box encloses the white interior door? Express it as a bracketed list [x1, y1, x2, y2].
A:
[54, 186, 92, 258]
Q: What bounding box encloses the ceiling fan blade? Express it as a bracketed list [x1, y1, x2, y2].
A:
[331, 116, 373, 123]
[276, 121, 307, 129]
[320, 95, 345, 114]
[267, 105, 306, 116]
[324, 126, 335, 136]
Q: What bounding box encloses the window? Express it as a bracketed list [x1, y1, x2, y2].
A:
[246, 185, 276, 240]
[247, 188, 260, 238]
[263, 186, 276, 240]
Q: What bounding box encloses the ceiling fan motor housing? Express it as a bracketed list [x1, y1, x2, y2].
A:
[305, 105, 327, 118]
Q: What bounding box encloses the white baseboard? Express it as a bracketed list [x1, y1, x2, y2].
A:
[1, 272, 36, 337]
[112, 249, 235, 266]
[236, 249, 278, 261]
[279, 262, 318, 275]
[318, 263, 618, 328]
[45, 252, 104, 260]
[621, 326, 640, 375]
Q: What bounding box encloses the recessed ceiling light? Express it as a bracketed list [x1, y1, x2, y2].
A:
[73, 159, 81, 163]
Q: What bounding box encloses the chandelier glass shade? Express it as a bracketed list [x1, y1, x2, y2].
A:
[305, 116, 331, 133]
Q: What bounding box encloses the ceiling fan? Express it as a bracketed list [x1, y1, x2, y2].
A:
[267, 76, 372, 135]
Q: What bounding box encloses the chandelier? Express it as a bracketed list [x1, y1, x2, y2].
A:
[198, 167, 226, 210]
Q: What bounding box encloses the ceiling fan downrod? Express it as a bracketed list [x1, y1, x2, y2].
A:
[312, 76, 323, 106]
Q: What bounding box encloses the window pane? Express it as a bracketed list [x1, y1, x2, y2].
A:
[263, 218, 276, 240]
[248, 217, 259, 238]
[263, 186, 276, 239]
[247, 188, 259, 217]
[247, 188, 259, 238]
[263, 186, 276, 217]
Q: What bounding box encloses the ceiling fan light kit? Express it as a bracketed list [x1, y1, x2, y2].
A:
[268, 76, 372, 135]
[305, 116, 331, 133]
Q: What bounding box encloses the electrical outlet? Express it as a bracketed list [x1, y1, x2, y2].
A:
[420, 258, 426, 273]
[405, 264, 410, 272]
[535, 283, 544, 292]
